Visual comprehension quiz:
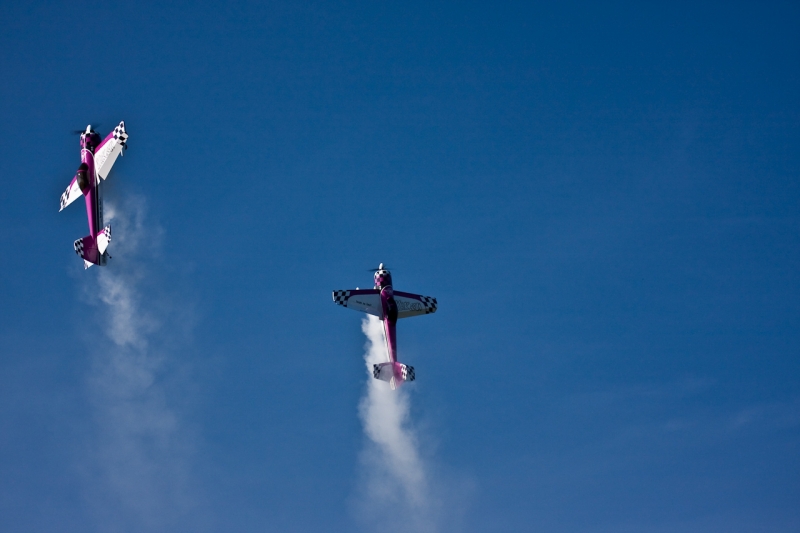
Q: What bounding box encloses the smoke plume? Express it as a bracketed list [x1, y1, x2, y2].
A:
[355, 315, 439, 532]
[80, 199, 201, 532]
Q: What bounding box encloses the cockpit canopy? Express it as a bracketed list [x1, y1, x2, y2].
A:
[76, 163, 90, 192]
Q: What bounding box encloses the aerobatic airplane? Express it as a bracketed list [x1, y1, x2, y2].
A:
[333, 264, 437, 389]
[59, 122, 128, 268]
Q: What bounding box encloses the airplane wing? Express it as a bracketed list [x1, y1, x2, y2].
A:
[59, 174, 82, 211]
[94, 121, 128, 180]
[332, 289, 383, 318]
[394, 291, 438, 319]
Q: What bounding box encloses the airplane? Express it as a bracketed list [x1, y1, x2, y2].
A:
[333, 264, 437, 389]
[58, 122, 128, 268]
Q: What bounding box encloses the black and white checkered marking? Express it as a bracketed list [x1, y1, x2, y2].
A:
[73, 238, 84, 257]
[373, 364, 381, 379]
[112, 122, 128, 145]
[332, 290, 351, 306]
[60, 188, 70, 210]
[420, 295, 437, 314]
[402, 365, 415, 382]
[102, 226, 112, 241]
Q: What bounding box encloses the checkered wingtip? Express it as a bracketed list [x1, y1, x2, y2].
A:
[420, 295, 437, 314]
[60, 188, 70, 210]
[112, 122, 128, 145]
[332, 290, 350, 306]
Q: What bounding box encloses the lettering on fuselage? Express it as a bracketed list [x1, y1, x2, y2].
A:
[354, 299, 374, 308]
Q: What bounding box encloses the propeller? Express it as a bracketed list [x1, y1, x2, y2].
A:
[367, 263, 390, 272]
[71, 123, 102, 135]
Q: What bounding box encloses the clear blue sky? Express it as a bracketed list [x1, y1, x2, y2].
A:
[1, 1, 798, 531]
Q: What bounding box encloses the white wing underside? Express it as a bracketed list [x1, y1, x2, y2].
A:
[59, 178, 82, 211]
[332, 290, 383, 318]
[345, 293, 383, 317]
[95, 121, 128, 181]
[394, 291, 438, 319]
[94, 138, 123, 180]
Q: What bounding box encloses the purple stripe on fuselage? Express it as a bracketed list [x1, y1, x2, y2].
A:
[380, 285, 398, 363]
[80, 148, 100, 237]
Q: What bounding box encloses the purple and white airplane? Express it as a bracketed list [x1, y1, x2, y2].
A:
[59, 122, 128, 269]
[333, 264, 438, 389]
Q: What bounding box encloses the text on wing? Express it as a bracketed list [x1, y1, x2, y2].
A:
[397, 300, 424, 312]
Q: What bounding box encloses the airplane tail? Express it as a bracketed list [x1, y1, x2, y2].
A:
[96, 225, 111, 254]
[74, 226, 110, 269]
[373, 362, 415, 389]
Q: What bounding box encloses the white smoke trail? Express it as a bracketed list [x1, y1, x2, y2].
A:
[356, 315, 439, 533]
[80, 199, 200, 532]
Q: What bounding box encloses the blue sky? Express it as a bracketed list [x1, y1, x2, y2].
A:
[1, 1, 798, 531]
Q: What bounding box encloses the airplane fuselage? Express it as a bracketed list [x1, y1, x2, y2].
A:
[375, 269, 399, 364]
[380, 285, 398, 363]
[79, 148, 102, 236]
[78, 132, 106, 265]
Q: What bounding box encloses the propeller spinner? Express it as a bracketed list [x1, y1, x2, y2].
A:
[71, 123, 101, 135]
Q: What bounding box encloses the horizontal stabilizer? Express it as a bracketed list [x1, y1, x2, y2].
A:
[373, 362, 415, 389]
[74, 234, 106, 268]
[74, 235, 97, 268]
[96, 225, 111, 254]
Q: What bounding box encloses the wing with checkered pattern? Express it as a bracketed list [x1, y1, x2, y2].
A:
[59, 174, 83, 211]
[332, 289, 383, 318]
[394, 291, 438, 319]
[94, 121, 128, 180]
